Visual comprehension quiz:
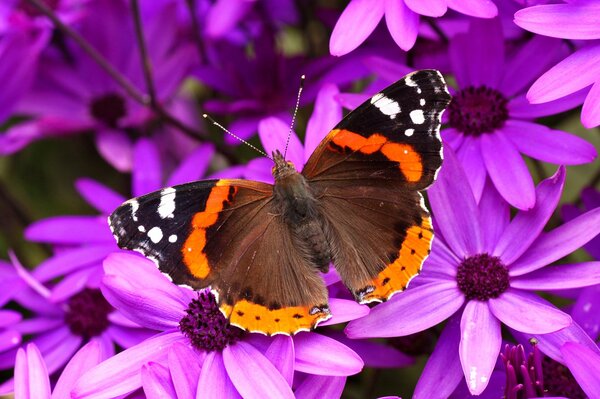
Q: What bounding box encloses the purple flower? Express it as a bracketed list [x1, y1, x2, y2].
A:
[12, 341, 106, 399]
[329, 0, 497, 56]
[72, 252, 365, 398]
[515, 1, 600, 128]
[442, 18, 596, 210]
[561, 341, 600, 399]
[345, 146, 600, 396]
[24, 138, 219, 298]
[0, 0, 196, 171]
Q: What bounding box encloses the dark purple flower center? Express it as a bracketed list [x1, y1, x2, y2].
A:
[456, 253, 509, 301]
[501, 343, 545, 398]
[543, 357, 587, 399]
[448, 85, 509, 136]
[90, 93, 127, 128]
[18, 0, 60, 16]
[64, 288, 113, 340]
[179, 291, 245, 352]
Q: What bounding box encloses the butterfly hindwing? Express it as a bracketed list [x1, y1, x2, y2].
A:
[109, 179, 331, 335]
[304, 70, 450, 302]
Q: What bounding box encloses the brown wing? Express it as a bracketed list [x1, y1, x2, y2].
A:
[110, 179, 330, 335]
[302, 70, 450, 303]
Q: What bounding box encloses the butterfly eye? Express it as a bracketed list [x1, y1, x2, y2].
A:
[287, 162, 294, 167]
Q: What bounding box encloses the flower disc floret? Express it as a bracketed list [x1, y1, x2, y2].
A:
[64, 288, 113, 339]
[90, 93, 127, 128]
[448, 86, 509, 136]
[456, 253, 509, 301]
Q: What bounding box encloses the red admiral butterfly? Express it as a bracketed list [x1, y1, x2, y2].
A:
[109, 70, 451, 335]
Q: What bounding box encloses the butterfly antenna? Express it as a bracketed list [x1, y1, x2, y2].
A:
[202, 114, 272, 160]
[283, 74, 305, 159]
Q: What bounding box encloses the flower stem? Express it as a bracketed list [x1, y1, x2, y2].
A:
[130, 0, 157, 109]
[185, 0, 206, 62]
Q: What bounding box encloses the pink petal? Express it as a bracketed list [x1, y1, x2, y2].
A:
[264, 336, 295, 386]
[329, 0, 385, 56]
[446, 0, 497, 17]
[320, 298, 369, 326]
[384, 0, 420, 51]
[294, 333, 363, 376]
[304, 84, 341, 161]
[561, 342, 600, 399]
[258, 117, 304, 169]
[167, 342, 201, 399]
[14, 344, 51, 399]
[514, 3, 600, 40]
[75, 178, 126, 215]
[53, 341, 106, 399]
[404, 0, 447, 17]
[294, 375, 346, 399]
[95, 129, 133, 173]
[197, 351, 240, 399]
[141, 363, 177, 399]
[582, 81, 600, 128]
[459, 301, 500, 395]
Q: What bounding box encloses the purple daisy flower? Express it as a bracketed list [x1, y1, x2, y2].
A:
[329, 0, 498, 56]
[72, 252, 366, 398]
[345, 146, 600, 396]
[24, 138, 219, 299]
[12, 341, 106, 399]
[442, 18, 596, 210]
[514, 1, 600, 128]
[561, 341, 600, 399]
[0, 0, 196, 171]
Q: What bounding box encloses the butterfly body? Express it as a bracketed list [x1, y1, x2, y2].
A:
[109, 70, 451, 335]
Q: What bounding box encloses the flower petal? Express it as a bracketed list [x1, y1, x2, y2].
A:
[320, 298, 369, 326]
[95, 129, 133, 173]
[52, 340, 106, 399]
[304, 84, 341, 161]
[384, 0, 419, 51]
[167, 144, 215, 186]
[509, 207, 600, 276]
[428, 145, 482, 256]
[72, 331, 183, 399]
[479, 181, 509, 253]
[414, 314, 463, 399]
[459, 301, 500, 395]
[508, 89, 587, 118]
[560, 342, 600, 399]
[75, 178, 126, 215]
[329, 0, 385, 56]
[133, 138, 162, 197]
[258, 117, 304, 169]
[33, 245, 114, 282]
[294, 333, 363, 376]
[294, 375, 346, 399]
[446, 0, 497, 18]
[481, 130, 535, 210]
[197, 351, 240, 399]
[511, 262, 600, 291]
[404, 0, 447, 17]
[167, 342, 201, 399]
[488, 289, 571, 334]
[493, 166, 565, 265]
[324, 331, 413, 368]
[25, 216, 113, 244]
[572, 286, 600, 340]
[223, 341, 294, 399]
[142, 362, 177, 399]
[504, 120, 596, 165]
[15, 344, 51, 399]
[456, 137, 486, 202]
[527, 43, 600, 104]
[582, 81, 600, 128]
[345, 282, 464, 338]
[264, 336, 294, 386]
[514, 4, 600, 40]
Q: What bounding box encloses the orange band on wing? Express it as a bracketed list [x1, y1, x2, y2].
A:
[182, 184, 238, 279]
[330, 129, 422, 182]
[358, 217, 433, 303]
[220, 300, 331, 336]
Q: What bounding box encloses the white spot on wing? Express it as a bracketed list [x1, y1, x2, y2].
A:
[138, 225, 146, 233]
[405, 74, 418, 87]
[158, 187, 176, 219]
[168, 234, 178, 243]
[405, 128, 414, 137]
[420, 98, 425, 106]
[410, 109, 425, 124]
[128, 199, 139, 222]
[371, 93, 400, 119]
[147, 226, 163, 243]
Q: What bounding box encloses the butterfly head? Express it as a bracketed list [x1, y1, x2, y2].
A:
[272, 149, 297, 181]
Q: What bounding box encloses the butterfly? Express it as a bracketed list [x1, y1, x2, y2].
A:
[109, 70, 451, 336]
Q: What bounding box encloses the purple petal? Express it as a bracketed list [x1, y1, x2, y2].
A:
[304, 84, 341, 161]
[511, 262, 600, 291]
[481, 130, 535, 210]
[325, 331, 413, 368]
[141, 362, 177, 399]
[456, 137, 486, 202]
[133, 138, 162, 197]
[459, 301, 500, 395]
[223, 341, 294, 399]
[204, 0, 253, 38]
[243, 158, 274, 184]
[50, 267, 96, 303]
[33, 245, 113, 282]
[14, 344, 51, 399]
[167, 144, 215, 186]
[320, 298, 369, 326]
[504, 120, 596, 165]
[167, 342, 201, 399]
[582, 81, 600, 128]
[75, 178, 126, 215]
[488, 289, 571, 334]
[404, 0, 447, 17]
[509, 207, 600, 276]
[441, 127, 464, 150]
[329, 0, 384, 56]
[95, 129, 133, 173]
[446, 0, 497, 18]
[572, 286, 600, 339]
[293, 333, 363, 376]
[384, 0, 420, 51]
[493, 166, 565, 265]
[428, 145, 482, 256]
[514, 4, 600, 40]
[561, 342, 600, 399]
[53, 340, 106, 399]
[264, 336, 294, 386]
[294, 375, 346, 399]
[35, 331, 82, 375]
[25, 216, 113, 244]
[479, 181, 509, 253]
[258, 117, 304, 169]
[336, 93, 369, 110]
[508, 89, 587, 119]
[414, 314, 463, 399]
[72, 331, 183, 399]
[198, 351, 241, 399]
[345, 282, 464, 338]
[527, 43, 600, 104]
